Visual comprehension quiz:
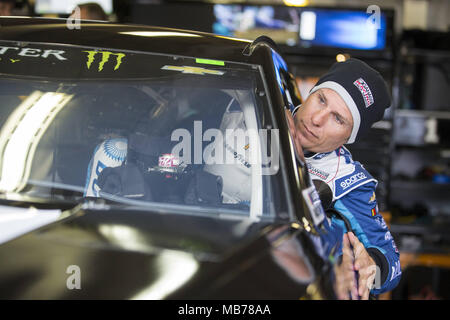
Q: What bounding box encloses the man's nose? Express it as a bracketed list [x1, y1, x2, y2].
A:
[311, 109, 328, 127]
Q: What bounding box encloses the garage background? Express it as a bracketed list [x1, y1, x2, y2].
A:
[6, 0, 450, 300]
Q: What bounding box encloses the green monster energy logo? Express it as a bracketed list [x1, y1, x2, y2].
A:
[83, 51, 125, 72]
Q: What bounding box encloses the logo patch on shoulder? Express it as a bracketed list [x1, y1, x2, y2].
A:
[353, 78, 374, 108]
[339, 172, 367, 190]
[369, 192, 376, 203]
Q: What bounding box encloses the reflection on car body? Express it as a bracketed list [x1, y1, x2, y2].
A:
[0, 17, 336, 299]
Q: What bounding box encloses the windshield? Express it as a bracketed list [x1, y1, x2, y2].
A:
[0, 42, 281, 221]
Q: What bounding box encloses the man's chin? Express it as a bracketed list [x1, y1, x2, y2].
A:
[298, 137, 317, 153]
[302, 143, 327, 154]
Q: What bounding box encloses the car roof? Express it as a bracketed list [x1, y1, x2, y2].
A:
[0, 17, 254, 62]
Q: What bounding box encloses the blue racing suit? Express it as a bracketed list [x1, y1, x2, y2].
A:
[305, 147, 401, 295]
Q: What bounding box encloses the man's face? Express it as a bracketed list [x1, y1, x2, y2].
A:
[293, 88, 353, 153]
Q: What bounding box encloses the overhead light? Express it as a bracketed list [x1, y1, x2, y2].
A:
[98, 224, 198, 299]
[283, 0, 309, 7]
[98, 224, 151, 252]
[291, 222, 301, 229]
[0, 91, 72, 192]
[336, 53, 351, 62]
[132, 250, 199, 300]
[119, 31, 202, 38]
[0, 205, 61, 244]
[214, 35, 252, 43]
[299, 11, 316, 40]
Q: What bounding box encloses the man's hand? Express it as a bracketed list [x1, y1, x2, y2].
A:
[334, 232, 377, 300]
[347, 232, 377, 300]
[334, 233, 357, 300]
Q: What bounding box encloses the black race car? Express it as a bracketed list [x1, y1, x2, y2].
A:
[0, 17, 336, 299]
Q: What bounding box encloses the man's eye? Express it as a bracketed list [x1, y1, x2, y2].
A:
[335, 115, 343, 124]
[319, 95, 325, 104]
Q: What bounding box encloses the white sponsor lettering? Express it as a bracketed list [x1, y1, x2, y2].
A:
[307, 163, 330, 179]
[353, 78, 374, 108]
[340, 172, 367, 189]
[18, 48, 41, 57]
[392, 240, 399, 253]
[0, 46, 67, 61]
[41, 50, 67, 60]
[0, 46, 19, 54]
[384, 231, 393, 241]
[375, 216, 388, 229]
[390, 261, 402, 281]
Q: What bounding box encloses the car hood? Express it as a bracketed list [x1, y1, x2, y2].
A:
[0, 204, 292, 299]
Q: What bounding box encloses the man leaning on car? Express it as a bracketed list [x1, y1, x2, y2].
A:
[285, 58, 401, 299]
